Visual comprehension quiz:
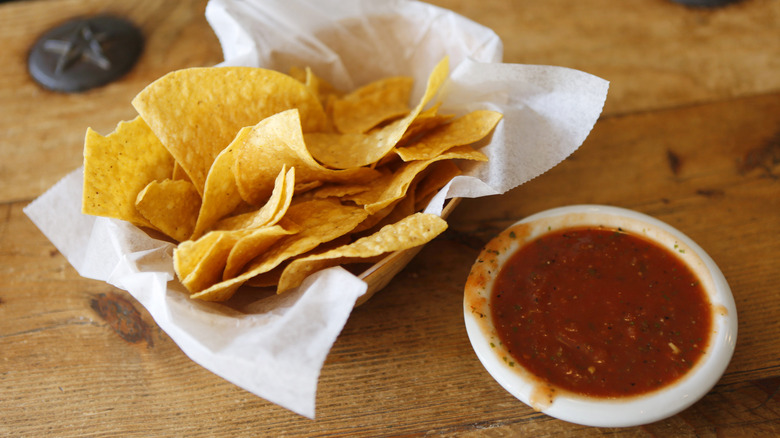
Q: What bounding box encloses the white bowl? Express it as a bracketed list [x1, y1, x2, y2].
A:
[463, 205, 737, 427]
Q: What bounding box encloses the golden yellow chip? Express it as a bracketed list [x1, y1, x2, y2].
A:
[82, 116, 175, 229]
[232, 109, 381, 205]
[413, 160, 462, 211]
[242, 198, 368, 274]
[243, 235, 353, 288]
[396, 110, 503, 161]
[332, 76, 413, 134]
[396, 104, 454, 148]
[174, 223, 295, 293]
[190, 199, 369, 301]
[290, 66, 342, 102]
[363, 183, 418, 234]
[135, 179, 201, 242]
[350, 183, 418, 237]
[175, 231, 239, 293]
[305, 67, 342, 111]
[223, 221, 298, 280]
[349, 199, 403, 235]
[312, 183, 371, 199]
[345, 145, 487, 214]
[172, 163, 190, 182]
[131, 67, 329, 194]
[215, 166, 294, 232]
[304, 57, 450, 169]
[190, 134, 246, 239]
[277, 213, 448, 293]
[244, 268, 284, 289]
[293, 180, 323, 194]
[288, 66, 307, 83]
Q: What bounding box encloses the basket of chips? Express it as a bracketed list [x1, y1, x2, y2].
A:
[25, 0, 608, 418]
[82, 59, 499, 303]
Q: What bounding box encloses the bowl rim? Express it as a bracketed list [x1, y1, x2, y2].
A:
[463, 204, 738, 427]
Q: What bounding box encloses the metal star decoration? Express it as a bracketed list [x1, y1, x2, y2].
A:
[42, 21, 113, 74]
[28, 15, 143, 93]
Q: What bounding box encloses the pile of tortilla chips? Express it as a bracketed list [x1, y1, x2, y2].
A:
[81, 57, 502, 302]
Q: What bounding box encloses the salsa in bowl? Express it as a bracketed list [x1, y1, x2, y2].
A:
[463, 205, 737, 427]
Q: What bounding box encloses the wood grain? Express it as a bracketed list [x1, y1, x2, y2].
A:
[1, 0, 779, 436]
[2, 0, 779, 203]
[0, 0, 224, 203]
[428, 0, 780, 115]
[3, 92, 778, 436]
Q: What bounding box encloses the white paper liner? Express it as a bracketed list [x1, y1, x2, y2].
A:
[24, 0, 608, 418]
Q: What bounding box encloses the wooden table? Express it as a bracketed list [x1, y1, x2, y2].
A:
[2, 0, 779, 435]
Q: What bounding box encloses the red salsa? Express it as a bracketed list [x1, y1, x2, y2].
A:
[491, 226, 712, 398]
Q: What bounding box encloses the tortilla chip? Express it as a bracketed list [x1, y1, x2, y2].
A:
[305, 67, 342, 111]
[190, 199, 368, 301]
[277, 213, 448, 292]
[82, 116, 175, 229]
[215, 166, 294, 232]
[345, 145, 487, 214]
[172, 163, 190, 182]
[293, 180, 324, 194]
[175, 231, 239, 293]
[304, 57, 450, 169]
[332, 76, 413, 134]
[175, 223, 296, 293]
[135, 179, 201, 242]
[131, 67, 329, 194]
[349, 199, 404, 235]
[232, 109, 380, 205]
[190, 133, 247, 239]
[312, 183, 371, 199]
[223, 220, 299, 280]
[392, 103, 450, 151]
[413, 160, 462, 211]
[396, 110, 503, 161]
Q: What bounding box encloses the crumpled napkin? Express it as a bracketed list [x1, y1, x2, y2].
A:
[25, 0, 608, 418]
